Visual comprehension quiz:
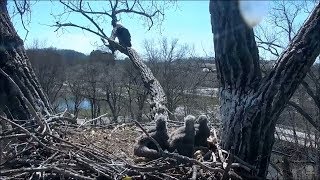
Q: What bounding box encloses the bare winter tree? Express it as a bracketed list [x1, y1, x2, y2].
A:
[53, 0, 176, 121]
[0, 0, 52, 120]
[27, 48, 66, 111]
[210, 1, 320, 178]
[144, 38, 199, 119]
[256, 1, 320, 131]
[256, 2, 320, 176]
[81, 62, 104, 119]
[101, 65, 126, 123]
[65, 64, 86, 118]
[122, 60, 148, 121]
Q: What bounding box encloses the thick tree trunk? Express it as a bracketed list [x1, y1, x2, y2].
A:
[317, 113, 320, 179]
[210, 1, 320, 178]
[0, 0, 52, 120]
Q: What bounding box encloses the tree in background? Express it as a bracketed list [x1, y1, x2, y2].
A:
[145, 38, 208, 120]
[27, 48, 66, 111]
[122, 59, 148, 121]
[210, 1, 320, 178]
[53, 0, 179, 121]
[256, 1, 320, 176]
[65, 65, 85, 118]
[81, 62, 103, 119]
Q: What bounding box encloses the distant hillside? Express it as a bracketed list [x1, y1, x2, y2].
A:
[56, 49, 87, 60]
[27, 48, 88, 60]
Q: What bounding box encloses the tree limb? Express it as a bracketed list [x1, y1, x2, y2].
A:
[259, 3, 320, 119]
[287, 101, 320, 132]
[301, 80, 320, 108]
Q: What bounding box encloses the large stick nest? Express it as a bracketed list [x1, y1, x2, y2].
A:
[0, 113, 255, 180]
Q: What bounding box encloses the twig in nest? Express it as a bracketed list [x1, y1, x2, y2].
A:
[154, 171, 179, 180]
[213, 129, 225, 163]
[0, 166, 53, 176]
[191, 165, 197, 180]
[40, 151, 59, 166]
[0, 133, 29, 140]
[77, 113, 108, 129]
[0, 68, 50, 135]
[73, 154, 112, 179]
[0, 116, 56, 152]
[127, 164, 176, 172]
[221, 149, 257, 171]
[222, 147, 235, 180]
[52, 166, 94, 180]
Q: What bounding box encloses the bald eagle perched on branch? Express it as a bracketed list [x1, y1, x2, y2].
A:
[110, 19, 132, 48]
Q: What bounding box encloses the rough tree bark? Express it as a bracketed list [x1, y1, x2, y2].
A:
[0, 0, 52, 120]
[210, 1, 320, 178]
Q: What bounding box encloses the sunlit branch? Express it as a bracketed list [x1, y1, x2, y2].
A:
[59, 0, 107, 37]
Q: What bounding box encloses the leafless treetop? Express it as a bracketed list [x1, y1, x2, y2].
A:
[52, 0, 176, 42]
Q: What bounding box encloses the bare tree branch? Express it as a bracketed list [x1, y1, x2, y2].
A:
[287, 101, 320, 132]
[58, 0, 107, 37]
[301, 80, 320, 108]
[56, 0, 170, 31]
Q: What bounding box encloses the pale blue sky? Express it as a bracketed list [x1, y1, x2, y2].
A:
[9, 1, 214, 57]
[8, 1, 312, 59]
